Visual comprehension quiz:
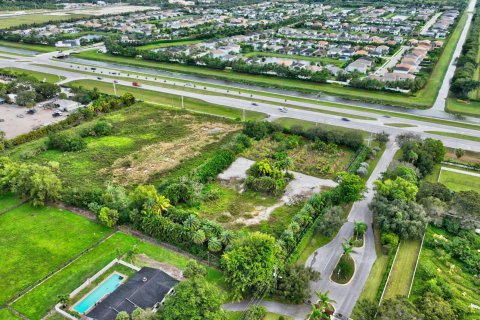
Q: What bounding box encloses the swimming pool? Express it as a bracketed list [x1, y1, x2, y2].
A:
[72, 273, 124, 314]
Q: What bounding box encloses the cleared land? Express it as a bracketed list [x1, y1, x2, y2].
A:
[0, 204, 110, 305]
[438, 167, 480, 192]
[9, 103, 241, 190]
[382, 240, 422, 300]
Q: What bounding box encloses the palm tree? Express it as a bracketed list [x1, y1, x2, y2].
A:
[354, 221, 368, 238]
[314, 291, 336, 318]
[342, 240, 354, 256]
[184, 214, 200, 231]
[208, 237, 222, 253]
[192, 229, 206, 245]
[220, 230, 235, 246]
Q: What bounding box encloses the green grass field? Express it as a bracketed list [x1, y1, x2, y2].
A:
[3, 67, 64, 83]
[0, 203, 110, 305]
[66, 79, 265, 121]
[446, 97, 480, 117]
[410, 226, 480, 319]
[425, 130, 480, 143]
[9, 102, 241, 191]
[0, 14, 88, 29]
[0, 40, 57, 53]
[72, 10, 467, 110]
[382, 239, 421, 300]
[438, 168, 480, 192]
[0, 201, 223, 319]
[12, 231, 224, 319]
[0, 309, 20, 320]
[244, 51, 345, 67]
[0, 193, 21, 212]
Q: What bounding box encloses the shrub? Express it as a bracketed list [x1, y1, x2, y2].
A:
[47, 131, 86, 151]
[82, 120, 113, 137]
[244, 305, 267, 320]
[243, 121, 268, 140]
[98, 207, 119, 228]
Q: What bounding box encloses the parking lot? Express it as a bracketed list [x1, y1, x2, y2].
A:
[0, 104, 66, 139]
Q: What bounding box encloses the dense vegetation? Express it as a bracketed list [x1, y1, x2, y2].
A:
[451, 6, 480, 99]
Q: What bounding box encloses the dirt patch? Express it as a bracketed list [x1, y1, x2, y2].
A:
[111, 121, 239, 185]
[218, 157, 337, 226]
[135, 254, 184, 281]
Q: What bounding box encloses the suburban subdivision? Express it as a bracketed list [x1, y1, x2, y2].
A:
[0, 0, 478, 320]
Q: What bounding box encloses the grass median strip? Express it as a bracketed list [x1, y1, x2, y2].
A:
[425, 131, 480, 142]
[64, 79, 266, 121]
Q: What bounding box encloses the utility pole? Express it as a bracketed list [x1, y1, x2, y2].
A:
[182, 95, 184, 110]
[113, 82, 117, 96]
[243, 108, 246, 122]
[368, 132, 373, 147]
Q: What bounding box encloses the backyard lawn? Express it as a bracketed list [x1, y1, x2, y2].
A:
[382, 239, 421, 300]
[0, 193, 21, 212]
[12, 231, 224, 319]
[0, 203, 110, 305]
[244, 51, 346, 67]
[0, 202, 224, 319]
[438, 168, 480, 192]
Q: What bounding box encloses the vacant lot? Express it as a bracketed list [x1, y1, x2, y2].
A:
[0, 204, 110, 305]
[241, 135, 355, 179]
[9, 103, 240, 190]
[438, 167, 480, 192]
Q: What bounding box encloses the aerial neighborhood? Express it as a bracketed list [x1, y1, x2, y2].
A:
[0, 0, 478, 320]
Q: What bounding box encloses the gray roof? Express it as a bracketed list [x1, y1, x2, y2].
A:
[87, 267, 178, 320]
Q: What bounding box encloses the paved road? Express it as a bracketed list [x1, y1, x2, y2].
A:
[1, 59, 480, 152]
[306, 141, 398, 317]
[420, 12, 442, 35]
[374, 46, 409, 76]
[433, 0, 477, 111]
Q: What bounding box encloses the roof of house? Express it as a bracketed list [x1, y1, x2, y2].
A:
[87, 267, 179, 320]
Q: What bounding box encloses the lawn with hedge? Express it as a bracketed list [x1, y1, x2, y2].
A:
[0, 204, 110, 305]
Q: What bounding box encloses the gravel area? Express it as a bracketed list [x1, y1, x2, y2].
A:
[0, 104, 66, 139]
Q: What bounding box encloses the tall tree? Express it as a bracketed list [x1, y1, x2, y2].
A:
[221, 232, 282, 300]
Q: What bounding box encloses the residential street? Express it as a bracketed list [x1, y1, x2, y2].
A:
[306, 141, 399, 317]
[432, 0, 477, 111]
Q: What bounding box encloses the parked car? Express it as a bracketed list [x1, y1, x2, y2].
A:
[52, 111, 62, 117]
[26, 108, 37, 114]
